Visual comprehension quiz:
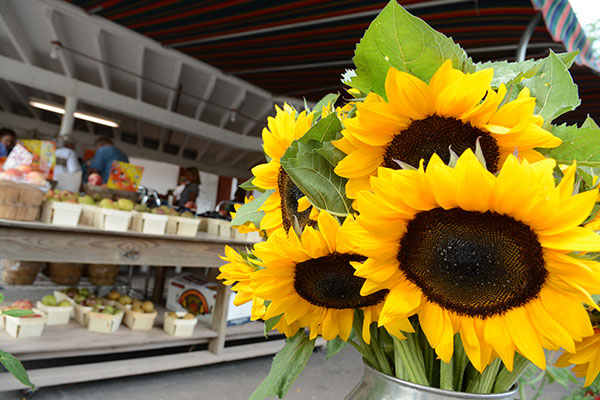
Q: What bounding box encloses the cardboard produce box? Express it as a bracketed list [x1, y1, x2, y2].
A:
[166, 274, 251, 326]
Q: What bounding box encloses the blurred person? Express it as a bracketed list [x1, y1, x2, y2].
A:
[0, 128, 16, 155]
[88, 136, 128, 183]
[177, 167, 200, 209]
[53, 136, 81, 177]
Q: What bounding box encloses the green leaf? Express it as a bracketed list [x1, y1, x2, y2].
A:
[239, 178, 263, 192]
[583, 115, 600, 129]
[540, 123, 600, 167]
[317, 142, 346, 167]
[545, 365, 577, 388]
[310, 93, 340, 121]
[2, 309, 33, 317]
[301, 113, 342, 143]
[325, 338, 348, 360]
[264, 314, 282, 339]
[281, 140, 352, 216]
[0, 293, 3, 304]
[475, 52, 577, 89]
[249, 330, 315, 400]
[351, 0, 474, 97]
[230, 189, 274, 228]
[0, 350, 34, 389]
[521, 51, 580, 127]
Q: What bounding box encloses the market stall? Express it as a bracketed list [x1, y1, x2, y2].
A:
[0, 217, 283, 391]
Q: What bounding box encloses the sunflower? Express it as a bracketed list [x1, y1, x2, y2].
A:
[556, 328, 600, 386]
[251, 104, 318, 235]
[251, 211, 412, 342]
[334, 60, 562, 198]
[217, 245, 300, 336]
[349, 149, 600, 372]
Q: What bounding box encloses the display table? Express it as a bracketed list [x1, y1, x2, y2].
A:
[0, 218, 289, 391]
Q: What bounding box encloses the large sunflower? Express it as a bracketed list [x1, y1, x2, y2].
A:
[349, 150, 600, 372]
[556, 328, 600, 386]
[251, 104, 317, 235]
[334, 60, 562, 198]
[217, 245, 300, 337]
[251, 211, 412, 342]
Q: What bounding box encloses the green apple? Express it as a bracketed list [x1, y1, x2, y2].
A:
[98, 198, 115, 209]
[134, 203, 150, 212]
[41, 294, 57, 306]
[58, 300, 72, 307]
[180, 211, 194, 219]
[116, 198, 134, 211]
[78, 195, 95, 205]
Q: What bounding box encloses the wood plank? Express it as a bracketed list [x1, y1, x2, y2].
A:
[0, 340, 289, 391]
[208, 282, 231, 355]
[0, 226, 225, 266]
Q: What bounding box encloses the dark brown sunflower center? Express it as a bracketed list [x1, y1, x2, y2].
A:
[294, 252, 388, 309]
[398, 208, 546, 317]
[383, 115, 501, 172]
[278, 168, 314, 232]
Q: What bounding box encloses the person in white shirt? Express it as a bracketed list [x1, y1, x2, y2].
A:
[53, 135, 82, 191]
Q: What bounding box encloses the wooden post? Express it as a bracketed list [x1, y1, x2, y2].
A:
[152, 266, 168, 303]
[208, 281, 230, 355]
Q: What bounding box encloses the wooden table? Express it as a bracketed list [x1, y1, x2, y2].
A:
[0, 218, 287, 392]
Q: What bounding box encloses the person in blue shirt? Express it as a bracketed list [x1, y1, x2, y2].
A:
[88, 136, 129, 183]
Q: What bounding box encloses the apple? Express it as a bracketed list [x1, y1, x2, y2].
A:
[41, 294, 57, 306]
[25, 171, 46, 185]
[10, 300, 33, 310]
[78, 195, 95, 205]
[87, 172, 103, 186]
[116, 198, 134, 211]
[16, 165, 32, 173]
[98, 198, 115, 209]
[180, 211, 194, 218]
[134, 203, 150, 212]
[4, 168, 24, 178]
[58, 300, 72, 307]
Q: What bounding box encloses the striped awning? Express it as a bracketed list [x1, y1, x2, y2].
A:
[531, 0, 600, 73]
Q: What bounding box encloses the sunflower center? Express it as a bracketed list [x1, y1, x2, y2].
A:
[294, 252, 388, 309]
[398, 208, 546, 317]
[278, 168, 313, 232]
[383, 115, 500, 172]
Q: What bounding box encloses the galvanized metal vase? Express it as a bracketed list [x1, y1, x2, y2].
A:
[346, 363, 518, 400]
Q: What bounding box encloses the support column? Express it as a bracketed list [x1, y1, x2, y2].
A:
[58, 95, 77, 138]
[516, 12, 543, 62]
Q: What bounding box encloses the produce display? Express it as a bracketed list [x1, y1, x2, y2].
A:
[0, 164, 48, 187]
[167, 311, 195, 320]
[59, 287, 98, 307]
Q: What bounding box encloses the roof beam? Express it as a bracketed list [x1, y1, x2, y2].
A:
[194, 75, 216, 120]
[220, 89, 246, 128]
[0, 2, 35, 64]
[4, 81, 40, 119]
[0, 110, 251, 178]
[195, 142, 211, 161]
[92, 29, 110, 90]
[46, 10, 74, 78]
[0, 55, 262, 151]
[177, 135, 191, 157]
[228, 150, 250, 167]
[243, 101, 273, 136]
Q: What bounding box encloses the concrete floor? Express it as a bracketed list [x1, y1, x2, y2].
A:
[2, 345, 578, 400]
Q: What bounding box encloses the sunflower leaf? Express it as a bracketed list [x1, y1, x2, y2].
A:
[0, 350, 34, 389]
[310, 93, 340, 121]
[281, 140, 352, 216]
[539, 123, 600, 168]
[249, 330, 315, 400]
[264, 314, 282, 339]
[521, 51, 580, 127]
[475, 52, 577, 89]
[317, 142, 346, 167]
[583, 115, 600, 129]
[239, 178, 263, 192]
[350, 0, 474, 97]
[326, 337, 348, 360]
[301, 113, 342, 143]
[230, 189, 274, 229]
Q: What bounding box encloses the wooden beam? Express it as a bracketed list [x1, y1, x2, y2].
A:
[0, 2, 35, 64]
[0, 55, 262, 151]
[194, 75, 216, 120]
[219, 88, 246, 128]
[242, 101, 273, 136]
[4, 81, 39, 119]
[46, 10, 74, 78]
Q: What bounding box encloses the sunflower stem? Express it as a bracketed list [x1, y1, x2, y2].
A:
[370, 324, 393, 376]
[439, 360, 454, 391]
[493, 353, 530, 393]
[351, 311, 379, 370]
[393, 335, 404, 379]
[452, 335, 469, 391]
[466, 358, 502, 394]
[393, 335, 429, 386]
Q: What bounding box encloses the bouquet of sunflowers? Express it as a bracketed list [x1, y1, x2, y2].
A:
[218, 1, 600, 398]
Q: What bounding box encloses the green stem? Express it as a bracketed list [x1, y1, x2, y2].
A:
[468, 358, 501, 394]
[393, 335, 429, 386]
[439, 360, 454, 391]
[370, 324, 393, 376]
[350, 312, 379, 369]
[393, 336, 404, 379]
[452, 335, 469, 392]
[493, 354, 531, 393]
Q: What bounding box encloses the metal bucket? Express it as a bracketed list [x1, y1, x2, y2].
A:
[346, 363, 518, 400]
